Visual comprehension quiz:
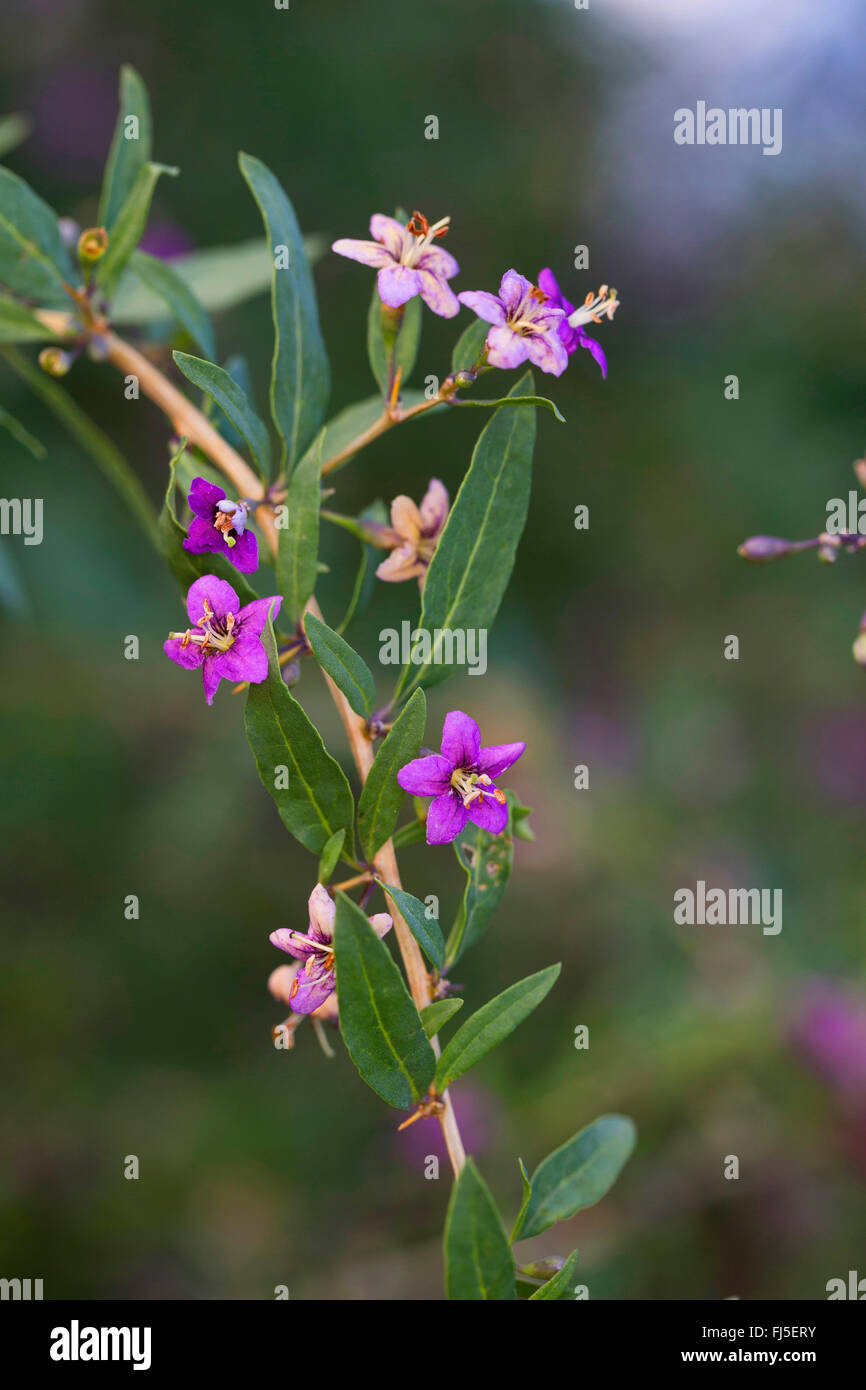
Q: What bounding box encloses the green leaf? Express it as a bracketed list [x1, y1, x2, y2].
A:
[398, 372, 536, 694]
[128, 251, 215, 358]
[391, 818, 426, 850]
[446, 792, 516, 966]
[0, 165, 77, 302]
[0, 293, 55, 342]
[316, 390, 434, 473]
[317, 829, 346, 885]
[305, 611, 375, 719]
[0, 401, 44, 458]
[528, 1249, 580, 1300]
[158, 443, 259, 605]
[378, 881, 445, 972]
[511, 796, 535, 842]
[513, 1157, 532, 1242]
[451, 316, 489, 373]
[333, 891, 435, 1108]
[444, 1158, 516, 1301]
[239, 153, 330, 471]
[98, 65, 152, 231]
[98, 161, 179, 294]
[419, 999, 464, 1039]
[513, 1115, 637, 1243]
[357, 688, 426, 861]
[367, 281, 422, 397]
[245, 620, 355, 856]
[454, 394, 565, 423]
[0, 113, 30, 160]
[435, 963, 561, 1092]
[173, 350, 270, 478]
[276, 431, 322, 624]
[109, 235, 326, 321]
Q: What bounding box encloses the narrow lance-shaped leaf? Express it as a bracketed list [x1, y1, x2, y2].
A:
[305, 612, 375, 719]
[239, 153, 330, 471]
[0, 113, 30, 160]
[173, 350, 270, 479]
[419, 999, 463, 1039]
[453, 393, 565, 422]
[397, 371, 536, 696]
[0, 165, 78, 302]
[367, 279, 422, 397]
[357, 688, 426, 861]
[98, 161, 179, 293]
[446, 791, 516, 967]
[245, 621, 355, 856]
[129, 251, 215, 359]
[378, 881, 445, 972]
[435, 963, 561, 1092]
[0, 401, 45, 458]
[512, 1114, 637, 1243]
[0, 292, 56, 342]
[276, 431, 322, 625]
[528, 1249, 581, 1301]
[98, 65, 152, 231]
[317, 829, 347, 885]
[444, 1158, 516, 1301]
[333, 892, 435, 1109]
[451, 316, 489, 373]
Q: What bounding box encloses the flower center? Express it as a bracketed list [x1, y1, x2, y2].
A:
[168, 597, 237, 654]
[450, 767, 507, 810]
[403, 211, 450, 267]
[509, 282, 554, 336]
[213, 499, 249, 548]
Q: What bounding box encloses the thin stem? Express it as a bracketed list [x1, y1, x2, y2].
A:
[52, 320, 468, 1176]
[320, 390, 451, 476]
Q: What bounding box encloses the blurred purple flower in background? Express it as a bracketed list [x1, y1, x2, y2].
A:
[789, 979, 866, 1096]
[397, 1082, 501, 1168]
[30, 63, 116, 177]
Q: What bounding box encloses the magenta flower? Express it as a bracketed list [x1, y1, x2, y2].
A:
[370, 478, 449, 589]
[183, 476, 258, 574]
[457, 269, 567, 376]
[269, 884, 392, 1014]
[164, 575, 281, 705]
[332, 210, 460, 317]
[397, 710, 525, 845]
[537, 268, 614, 378]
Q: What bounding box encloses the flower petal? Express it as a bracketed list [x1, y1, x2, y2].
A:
[368, 912, 393, 940]
[440, 710, 481, 768]
[290, 960, 336, 1015]
[536, 267, 563, 309]
[466, 793, 509, 836]
[476, 741, 526, 777]
[397, 753, 453, 797]
[183, 517, 225, 556]
[308, 883, 336, 944]
[578, 330, 608, 379]
[416, 269, 460, 318]
[485, 324, 530, 371]
[499, 269, 531, 313]
[419, 478, 449, 536]
[525, 329, 568, 377]
[426, 790, 469, 845]
[268, 962, 300, 1004]
[377, 264, 421, 307]
[212, 637, 268, 687]
[269, 928, 315, 961]
[370, 214, 410, 259]
[187, 476, 225, 518]
[390, 494, 422, 543]
[163, 636, 205, 670]
[201, 656, 222, 705]
[417, 244, 460, 280]
[186, 574, 239, 626]
[229, 527, 259, 573]
[332, 237, 393, 269]
[236, 594, 282, 639]
[376, 544, 426, 584]
[457, 290, 506, 325]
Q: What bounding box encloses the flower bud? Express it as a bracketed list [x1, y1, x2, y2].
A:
[854, 457, 866, 490]
[737, 535, 794, 563]
[38, 346, 73, 377]
[817, 532, 840, 563]
[453, 369, 476, 389]
[78, 226, 109, 263]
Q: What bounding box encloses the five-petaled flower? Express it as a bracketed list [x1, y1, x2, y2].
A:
[397, 710, 525, 845]
[183, 476, 258, 574]
[369, 478, 449, 589]
[458, 269, 569, 376]
[269, 884, 392, 1014]
[164, 575, 281, 705]
[332, 211, 460, 318]
[537, 269, 617, 379]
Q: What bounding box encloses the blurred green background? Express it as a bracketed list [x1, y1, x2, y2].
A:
[2, 0, 866, 1299]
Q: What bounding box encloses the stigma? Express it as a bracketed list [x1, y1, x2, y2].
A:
[450, 767, 507, 809]
[568, 285, 619, 328]
[168, 596, 237, 654]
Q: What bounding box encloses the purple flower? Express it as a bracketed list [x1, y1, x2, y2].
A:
[183, 476, 258, 574]
[790, 980, 866, 1096]
[164, 575, 281, 705]
[269, 884, 392, 1015]
[458, 269, 569, 377]
[537, 268, 615, 379]
[397, 710, 525, 845]
[332, 210, 460, 317]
